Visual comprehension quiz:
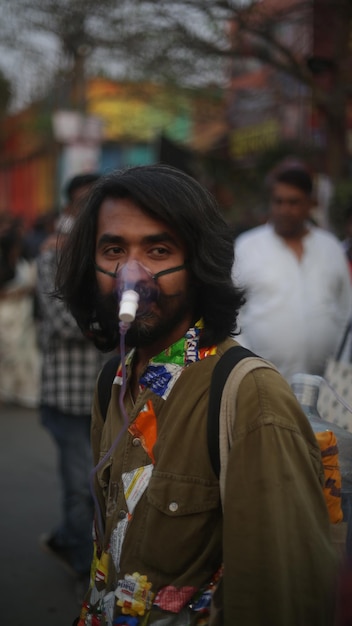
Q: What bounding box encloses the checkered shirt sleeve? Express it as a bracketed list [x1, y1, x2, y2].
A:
[37, 247, 107, 415]
[41, 338, 105, 415]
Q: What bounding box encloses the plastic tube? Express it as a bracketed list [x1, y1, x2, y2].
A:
[90, 261, 158, 543]
[89, 322, 131, 545]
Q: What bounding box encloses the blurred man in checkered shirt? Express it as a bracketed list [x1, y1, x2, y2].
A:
[36, 173, 108, 594]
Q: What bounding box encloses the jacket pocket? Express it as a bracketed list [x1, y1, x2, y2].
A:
[137, 470, 220, 576]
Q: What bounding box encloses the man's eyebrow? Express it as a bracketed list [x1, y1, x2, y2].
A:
[97, 232, 180, 247]
[141, 232, 179, 246]
[96, 234, 125, 248]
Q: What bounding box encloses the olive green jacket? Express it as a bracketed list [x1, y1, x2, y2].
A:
[88, 338, 337, 626]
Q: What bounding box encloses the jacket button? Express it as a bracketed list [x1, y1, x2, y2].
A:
[118, 510, 127, 519]
[169, 502, 178, 512]
[132, 438, 141, 447]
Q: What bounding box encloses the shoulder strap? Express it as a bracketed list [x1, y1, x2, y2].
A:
[336, 318, 352, 361]
[98, 355, 121, 421]
[207, 346, 259, 478]
[218, 356, 278, 506]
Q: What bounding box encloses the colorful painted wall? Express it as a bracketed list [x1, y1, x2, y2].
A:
[0, 106, 56, 224]
[0, 78, 226, 224]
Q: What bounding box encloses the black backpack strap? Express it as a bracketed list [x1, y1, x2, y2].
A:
[336, 318, 352, 361]
[207, 345, 258, 478]
[98, 355, 121, 421]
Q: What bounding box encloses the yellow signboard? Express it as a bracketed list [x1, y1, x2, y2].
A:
[87, 79, 191, 142]
[230, 119, 279, 158]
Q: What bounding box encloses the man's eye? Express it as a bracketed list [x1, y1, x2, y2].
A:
[105, 246, 123, 255]
[151, 247, 168, 257]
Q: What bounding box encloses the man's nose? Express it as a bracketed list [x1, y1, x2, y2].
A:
[124, 249, 145, 265]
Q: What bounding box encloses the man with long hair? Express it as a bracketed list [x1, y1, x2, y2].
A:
[56, 164, 336, 626]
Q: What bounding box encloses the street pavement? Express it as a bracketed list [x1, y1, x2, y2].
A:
[0, 403, 81, 626]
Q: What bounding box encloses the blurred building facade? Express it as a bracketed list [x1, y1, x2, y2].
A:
[0, 0, 351, 229]
[226, 0, 352, 177]
[0, 78, 227, 225]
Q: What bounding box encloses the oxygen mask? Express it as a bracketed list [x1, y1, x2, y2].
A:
[116, 260, 160, 325]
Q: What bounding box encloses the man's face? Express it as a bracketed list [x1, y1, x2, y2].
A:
[270, 182, 312, 238]
[95, 197, 193, 349]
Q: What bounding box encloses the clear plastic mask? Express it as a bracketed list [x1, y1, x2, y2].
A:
[115, 260, 160, 322]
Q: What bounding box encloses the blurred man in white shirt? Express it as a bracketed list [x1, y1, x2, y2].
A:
[233, 164, 352, 383]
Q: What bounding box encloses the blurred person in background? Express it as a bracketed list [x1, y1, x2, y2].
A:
[36, 172, 108, 596]
[22, 210, 58, 260]
[0, 213, 41, 407]
[232, 163, 352, 383]
[342, 204, 352, 281]
[0, 213, 19, 287]
[41, 173, 101, 252]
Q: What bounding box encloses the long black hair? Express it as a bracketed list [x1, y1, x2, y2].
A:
[56, 164, 245, 351]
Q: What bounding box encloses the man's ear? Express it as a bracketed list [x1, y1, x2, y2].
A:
[307, 194, 320, 226]
[308, 193, 316, 210]
[307, 198, 315, 216]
